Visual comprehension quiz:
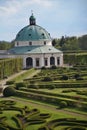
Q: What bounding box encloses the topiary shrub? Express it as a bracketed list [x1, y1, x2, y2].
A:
[41, 66, 46, 69]
[74, 73, 80, 79]
[3, 87, 16, 97]
[48, 84, 55, 90]
[59, 101, 68, 108]
[6, 80, 15, 85]
[15, 82, 26, 90]
[42, 77, 52, 82]
[51, 65, 57, 69]
[60, 75, 68, 80]
[76, 77, 84, 80]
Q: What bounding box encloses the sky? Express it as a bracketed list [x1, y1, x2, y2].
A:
[0, 0, 87, 41]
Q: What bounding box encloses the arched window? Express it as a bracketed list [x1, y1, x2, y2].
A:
[26, 57, 33, 68]
[50, 57, 55, 65]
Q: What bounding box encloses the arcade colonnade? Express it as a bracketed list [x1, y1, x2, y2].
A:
[23, 53, 63, 68]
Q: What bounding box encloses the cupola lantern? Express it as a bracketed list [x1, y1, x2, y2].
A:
[29, 12, 36, 25]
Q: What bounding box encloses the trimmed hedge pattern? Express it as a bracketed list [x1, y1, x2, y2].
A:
[0, 100, 87, 130]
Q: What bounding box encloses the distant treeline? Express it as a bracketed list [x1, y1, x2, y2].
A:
[0, 41, 14, 50]
[52, 34, 87, 51]
[0, 34, 87, 51]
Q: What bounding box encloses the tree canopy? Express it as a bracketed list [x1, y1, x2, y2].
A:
[52, 34, 87, 51]
[0, 41, 14, 50]
[0, 34, 87, 51]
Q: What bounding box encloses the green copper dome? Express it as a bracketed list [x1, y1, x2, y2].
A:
[15, 14, 51, 41]
[15, 25, 51, 41]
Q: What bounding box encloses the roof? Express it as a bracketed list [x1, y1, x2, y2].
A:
[30, 15, 35, 20]
[15, 25, 51, 41]
[8, 45, 62, 54]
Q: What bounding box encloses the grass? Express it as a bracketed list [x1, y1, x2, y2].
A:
[0, 97, 87, 130]
[1, 67, 87, 130]
[12, 68, 35, 82]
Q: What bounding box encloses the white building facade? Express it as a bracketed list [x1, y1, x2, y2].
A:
[0, 13, 63, 69]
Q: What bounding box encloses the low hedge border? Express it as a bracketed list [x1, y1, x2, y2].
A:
[16, 90, 87, 109]
[20, 88, 87, 102]
[12, 116, 22, 129]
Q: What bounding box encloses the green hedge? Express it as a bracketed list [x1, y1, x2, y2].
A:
[15, 90, 87, 109]
[64, 53, 87, 65]
[30, 82, 87, 89]
[12, 116, 22, 129]
[0, 58, 23, 79]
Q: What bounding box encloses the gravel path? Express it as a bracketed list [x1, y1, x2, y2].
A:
[0, 69, 40, 95]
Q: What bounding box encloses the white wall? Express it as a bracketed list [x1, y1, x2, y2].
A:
[23, 52, 63, 68]
[15, 40, 52, 46]
[0, 52, 63, 69]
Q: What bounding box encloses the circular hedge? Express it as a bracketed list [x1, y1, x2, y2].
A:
[3, 87, 16, 97]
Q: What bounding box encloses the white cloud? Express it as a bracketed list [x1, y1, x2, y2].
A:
[0, 0, 20, 16]
[0, 0, 52, 17]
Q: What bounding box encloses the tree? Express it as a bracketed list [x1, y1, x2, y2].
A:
[59, 36, 65, 47]
[62, 36, 79, 51]
[52, 39, 57, 46]
[0, 41, 14, 50]
[78, 35, 87, 50]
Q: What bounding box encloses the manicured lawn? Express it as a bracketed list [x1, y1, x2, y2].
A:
[0, 97, 87, 130]
[12, 68, 36, 82]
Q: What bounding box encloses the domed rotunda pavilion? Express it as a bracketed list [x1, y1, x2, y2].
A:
[6, 13, 63, 69]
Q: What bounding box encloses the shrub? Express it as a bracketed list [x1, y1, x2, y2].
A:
[48, 85, 55, 90]
[3, 87, 16, 97]
[51, 65, 57, 69]
[6, 80, 15, 85]
[74, 73, 80, 79]
[59, 101, 68, 108]
[41, 66, 46, 69]
[15, 82, 26, 90]
[76, 77, 84, 80]
[60, 75, 68, 80]
[42, 77, 52, 82]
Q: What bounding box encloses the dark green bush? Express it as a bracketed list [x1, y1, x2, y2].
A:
[42, 77, 52, 82]
[59, 101, 68, 108]
[3, 87, 16, 97]
[76, 77, 84, 80]
[48, 85, 55, 89]
[60, 75, 68, 80]
[6, 80, 15, 85]
[15, 82, 26, 90]
[41, 66, 46, 69]
[51, 65, 57, 69]
[74, 73, 80, 79]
